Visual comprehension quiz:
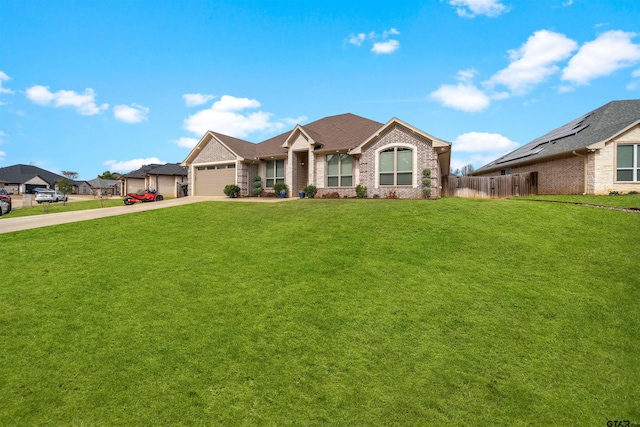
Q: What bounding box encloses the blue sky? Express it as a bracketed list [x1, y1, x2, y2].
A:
[1, 0, 639, 179]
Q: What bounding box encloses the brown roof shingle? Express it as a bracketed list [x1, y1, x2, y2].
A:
[193, 113, 386, 161]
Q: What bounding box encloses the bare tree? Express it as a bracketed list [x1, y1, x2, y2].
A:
[460, 163, 475, 176]
[61, 170, 79, 180]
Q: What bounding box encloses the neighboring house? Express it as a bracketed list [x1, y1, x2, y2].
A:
[72, 180, 93, 195]
[87, 178, 122, 196]
[182, 113, 452, 198]
[473, 100, 640, 195]
[120, 163, 188, 197]
[0, 164, 66, 194]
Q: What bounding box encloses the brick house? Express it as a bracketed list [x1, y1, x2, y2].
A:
[120, 163, 188, 197]
[181, 113, 452, 198]
[473, 100, 640, 195]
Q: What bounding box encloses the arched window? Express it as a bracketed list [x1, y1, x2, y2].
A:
[379, 147, 413, 185]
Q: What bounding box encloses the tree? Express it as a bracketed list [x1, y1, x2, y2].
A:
[98, 170, 119, 180]
[61, 170, 79, 180]
[450, 163, 475, 176]
[460, 163, 475, 176]
[56, 178, 73, 205]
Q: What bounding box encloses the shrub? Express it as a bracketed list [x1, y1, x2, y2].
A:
[223, 185, 241, 198]
[422, 169, 432, 199]
[628, 191, 638, 195]
[355, 184, 367, 198]
[273, 182, 289, 197]
[303, 185, 318, 198]
[326, 192, 340, 199]
[609, 191, 620, 196]
[253, 176, 263, 196]
[384, 191, 399, 199]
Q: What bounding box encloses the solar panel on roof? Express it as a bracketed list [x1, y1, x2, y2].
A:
[495, 113, 591, 164]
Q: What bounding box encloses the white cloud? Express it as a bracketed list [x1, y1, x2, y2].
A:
[212, 95, 261, 112]
[451, 131, 519, 171]
[562, 30, 640, 85]
[453, 132, 519, 152]
[449, 0, 508, 18]
[0, 150, 5, 161]
[633, 69, 640, 78]
[349, 33, 366, 46]
[0, 71, 14, 95]
[181, 95, 302, 140]
[488, 30, 578, 95]
[430, 83, 490, 112]
[183, 93, 215, 107]
[383, 28, 400, 38]
[0, 130, 6, 144]
[562, 0, 573, 5]
[25, 85, 109, 115]
[103, 157, 163, 172]
[372, 40, 400, 55]
[348, 28, 400, 54]
[174, 137, 199, 149]
[113, 103, 149, 123]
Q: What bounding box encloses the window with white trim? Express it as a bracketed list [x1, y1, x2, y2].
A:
[266, 159, 285, 187]
[327, 154, 353, 187]
[617, 144, 640, 182]
[379, 147, 413, 185]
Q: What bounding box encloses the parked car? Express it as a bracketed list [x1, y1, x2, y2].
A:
[53, 191, 68, 202]
[35, 189, 56, 203]
[0, 188, 11, 211]
[0, 198, 9, 216]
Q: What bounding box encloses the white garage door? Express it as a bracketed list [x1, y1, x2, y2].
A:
[194, 164, 236, 196]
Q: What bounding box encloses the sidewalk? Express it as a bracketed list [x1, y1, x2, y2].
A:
[0, 196, 296, 234]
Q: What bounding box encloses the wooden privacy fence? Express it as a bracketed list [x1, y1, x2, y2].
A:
[442, 173, 538, 198]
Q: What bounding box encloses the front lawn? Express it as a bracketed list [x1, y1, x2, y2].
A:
[4, 198, 125, 218]
[517, 193, 640, 209]
[1, 199, 637, 425]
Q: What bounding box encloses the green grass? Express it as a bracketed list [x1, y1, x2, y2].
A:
[1, 199, 638, 425]
[517, 194, 640, 209]
[4, 198, 125, 218]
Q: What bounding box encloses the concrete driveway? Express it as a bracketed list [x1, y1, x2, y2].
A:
[0, 196, 295, 234]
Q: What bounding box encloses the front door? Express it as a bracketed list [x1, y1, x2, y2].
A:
[294, 151, 309, 195]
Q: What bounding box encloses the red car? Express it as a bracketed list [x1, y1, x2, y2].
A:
[123, 189, 164, 205]
[0, 189, 11, 212]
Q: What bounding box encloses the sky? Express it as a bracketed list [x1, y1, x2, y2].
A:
[1, 0, 640, 179]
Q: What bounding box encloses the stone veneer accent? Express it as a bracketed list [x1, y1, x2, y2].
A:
[193, 138, 237, 164]
[357, 124, 439, 199]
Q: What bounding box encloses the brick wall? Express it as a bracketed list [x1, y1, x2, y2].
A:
[476, 155, 585, 194]
[593, 126, 640, 194]
[359, 124, 439, 199]
[192, 138, 236, 164]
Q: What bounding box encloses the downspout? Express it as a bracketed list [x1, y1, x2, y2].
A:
[572, 151, 588, 195]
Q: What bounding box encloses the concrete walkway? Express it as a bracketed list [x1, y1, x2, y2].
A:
[0, 196, 296, 234]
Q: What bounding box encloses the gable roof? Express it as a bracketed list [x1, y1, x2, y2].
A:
[475, 99, 640, 173]
[183, 112, 452, 164]
[296, 113, 383, 153]
[0, 164, 65, 185]
[121, 163, 187, 178]
[87, 178, 121, 188]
